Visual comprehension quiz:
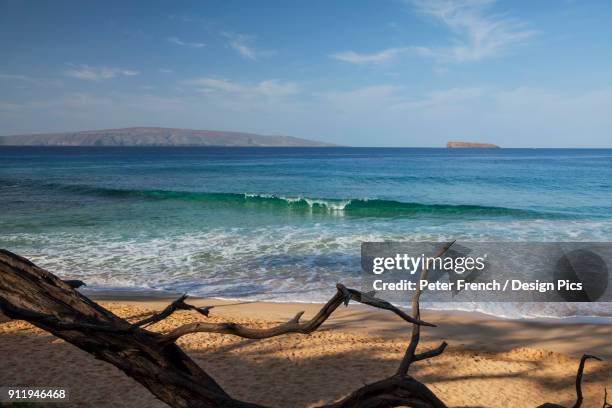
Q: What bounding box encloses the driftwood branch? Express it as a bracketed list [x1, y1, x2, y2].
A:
[573, 355, 603, 408]
[397, 241, 455, 375]
[158, 283, 433, 343]
[0, 248, 445, 408]
[413, 341, 448, 362]
[133, 294, 214, 327]
[536, 354, 602, 408]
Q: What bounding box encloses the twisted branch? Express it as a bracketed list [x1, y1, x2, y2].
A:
[536, 354, 603, 408]
[413, 341, 448, 362]
[133, 294, 214, 327]
[397, 241, 455, 375]
[572, 355, 602, 408]
[158, 283, 433, 343]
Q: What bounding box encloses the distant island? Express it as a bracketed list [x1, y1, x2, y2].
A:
[0, 127, 334, 147]
[447, 141, 500, 149]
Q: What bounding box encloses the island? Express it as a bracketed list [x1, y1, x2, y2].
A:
[0, 127, 334, 147]
[447, 141, 500, 149]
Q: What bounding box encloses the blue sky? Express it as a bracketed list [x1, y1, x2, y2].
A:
[1, 0, 611, 147]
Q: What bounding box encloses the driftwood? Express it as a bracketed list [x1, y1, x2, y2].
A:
[397, 242, 454, 375]
[0, 248, 447, 408]
[535, 354, 602, 408]
[157, 285, 433, 344]
[0, 247, 605, 408]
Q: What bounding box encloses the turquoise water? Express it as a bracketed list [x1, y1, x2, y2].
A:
[2, 146, 612, 318]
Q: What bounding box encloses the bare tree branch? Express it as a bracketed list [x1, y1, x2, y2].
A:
[413, 341, 448, 362]
[536, 354, 602, 408]
[397, 241, 455, 375]
[158, 283, 433, 343]
[133, 294, 214, 327]
[572, 355, 602, 408]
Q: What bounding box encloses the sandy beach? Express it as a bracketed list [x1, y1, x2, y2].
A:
[1, 296, 610, 408]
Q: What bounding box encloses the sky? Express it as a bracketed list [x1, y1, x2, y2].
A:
[1, 0, 612, 147]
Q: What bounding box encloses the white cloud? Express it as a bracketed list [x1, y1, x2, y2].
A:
[223, 33, 275, 60]
[230, 39, 257, 59]
[187, 77, 245, 93]
[411, 0, 536, 62]
[184, 77, 299, 98]
[332, 0, 535, 66]
[331, 48, 411, 65]
[64, 64, 140, 81]
[254, 80, 300, 97]
[167, 36, 206, 48]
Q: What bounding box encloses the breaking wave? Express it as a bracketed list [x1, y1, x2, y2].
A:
[35, 183, 558, 219]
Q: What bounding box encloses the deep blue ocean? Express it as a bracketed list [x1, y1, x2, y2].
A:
[2, 146, 611, 318]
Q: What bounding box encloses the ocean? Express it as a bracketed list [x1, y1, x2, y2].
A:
[1, 146, 611, 319]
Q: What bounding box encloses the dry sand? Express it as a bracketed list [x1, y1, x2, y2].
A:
[1, 297, 610, 407]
